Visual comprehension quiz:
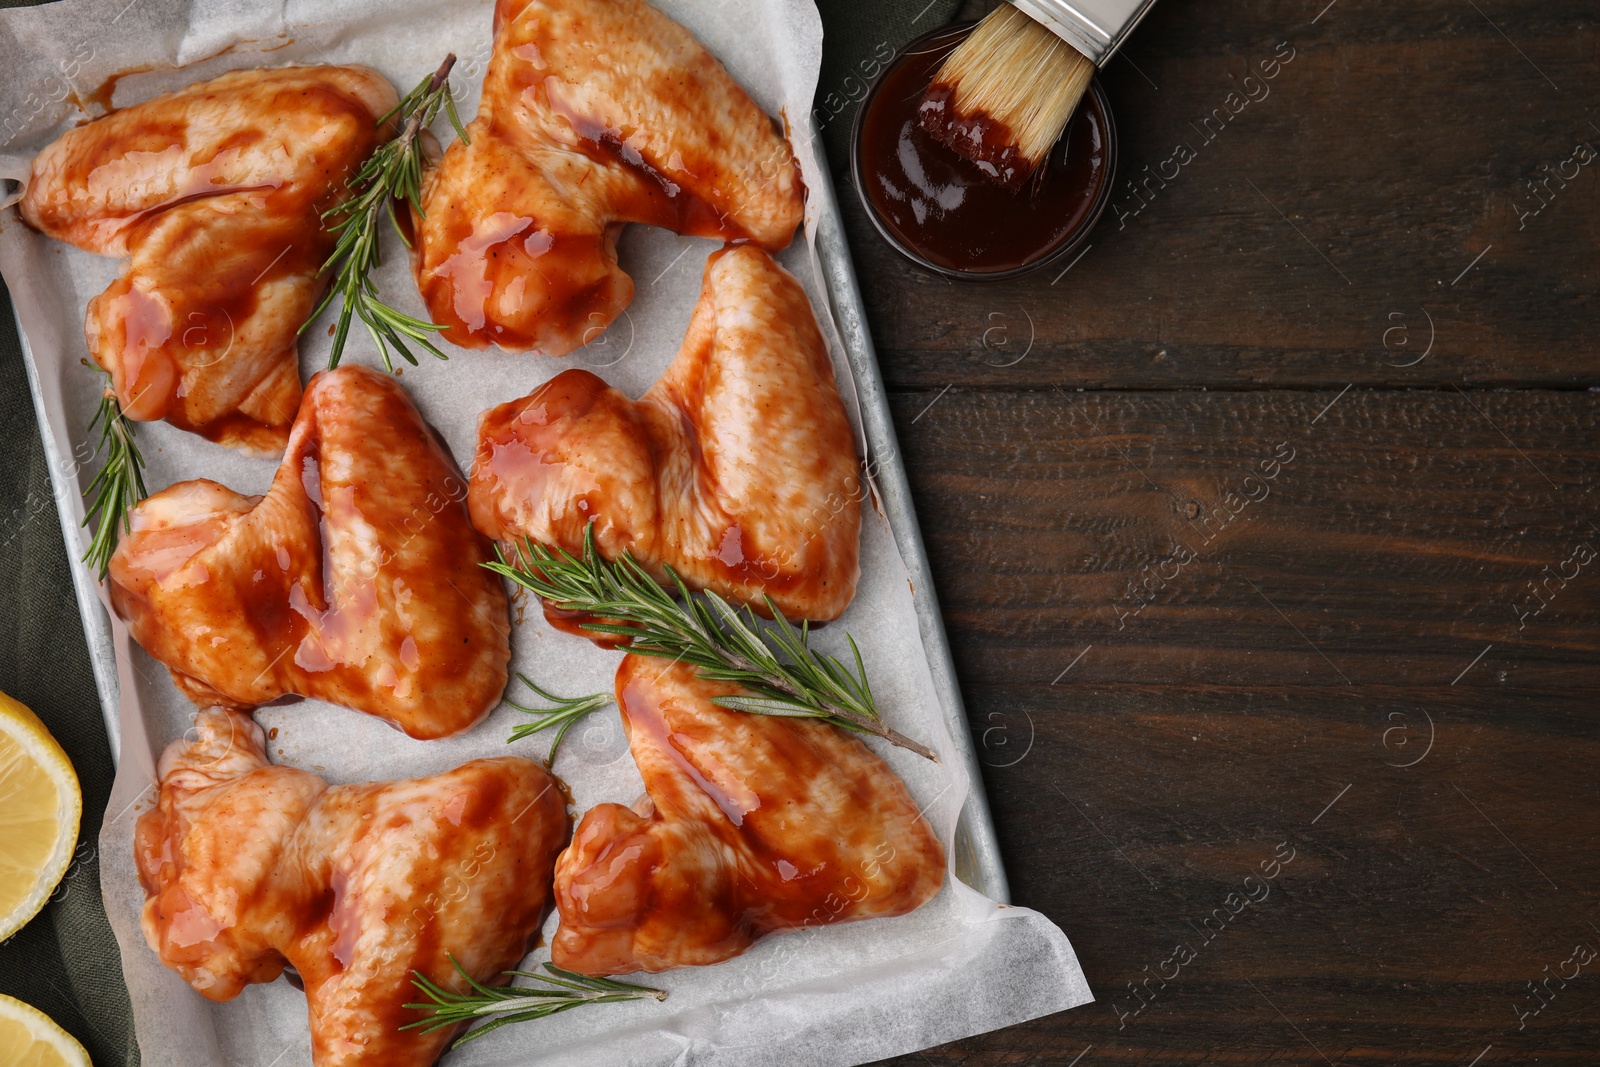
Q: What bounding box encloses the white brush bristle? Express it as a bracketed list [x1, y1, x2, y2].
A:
[930, 4, 1095, 174]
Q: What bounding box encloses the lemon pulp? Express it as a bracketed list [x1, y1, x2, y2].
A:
[0, 994, 92, 1067]
[0, 692, 82, 942]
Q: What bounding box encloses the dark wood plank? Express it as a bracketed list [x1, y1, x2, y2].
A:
[888, 386, 1600, 691]
[854, 386, 1598, 1064]
[834, 0, 1600, 390]
[873, 685, 1600, 1065]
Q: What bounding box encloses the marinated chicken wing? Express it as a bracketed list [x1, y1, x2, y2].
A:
[469, 246, 860, 634]
[20, 66, 396, 454]
[110, 365, 509, 739]
[137, 707, 568, 1067]
[553, 656, 943, 974]
[412, 0, 804, 356]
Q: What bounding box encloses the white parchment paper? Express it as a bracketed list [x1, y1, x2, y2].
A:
[0, 0, 1092, 1063]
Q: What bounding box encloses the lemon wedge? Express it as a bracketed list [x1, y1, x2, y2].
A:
[0, 691, 82, 942]
[0, 994, 91, 1067]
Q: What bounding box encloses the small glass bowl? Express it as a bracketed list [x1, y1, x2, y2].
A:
[849, 21, 1119, 282]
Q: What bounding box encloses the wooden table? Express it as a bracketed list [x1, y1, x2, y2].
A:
[838, 1, 1600, 1062]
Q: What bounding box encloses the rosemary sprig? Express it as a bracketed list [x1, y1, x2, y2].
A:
[403, 957, 665, 1049]
[81, 389, 147, 577]
[303, 54, 468, 372]
[484, 525, 938, 762]
[505, 673, 612, 758]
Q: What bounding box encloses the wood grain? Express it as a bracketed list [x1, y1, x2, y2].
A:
[871, 388, 1600, 1064]
[947, 686, 1600, 1064]
[893, 387, 1600, 692]
[834, 0, 1600, 1063]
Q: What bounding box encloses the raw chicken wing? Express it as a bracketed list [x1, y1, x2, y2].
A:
[137, 707, 569, 1067]
[469, 245, 860, 632]
[552, 656, 944, 974]
[20, 66, 396, 454]
[412, 0, 804, 355]
[110, 366, 509, 739]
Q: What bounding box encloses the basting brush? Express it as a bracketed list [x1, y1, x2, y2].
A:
[920, 0, 1158, 189]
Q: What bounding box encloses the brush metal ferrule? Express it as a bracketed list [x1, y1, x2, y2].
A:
[1008, 0, 1160, 66]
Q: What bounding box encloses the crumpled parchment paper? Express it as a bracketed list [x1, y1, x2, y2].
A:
[0, 0, 1092, 1063]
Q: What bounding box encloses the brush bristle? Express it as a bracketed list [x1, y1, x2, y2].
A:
[919, 4, 1095, 188]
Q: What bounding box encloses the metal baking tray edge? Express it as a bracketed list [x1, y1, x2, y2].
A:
[12, 117, 1013, 908]
[15, 306, 125, 760]
[806, 124, 1012, 906]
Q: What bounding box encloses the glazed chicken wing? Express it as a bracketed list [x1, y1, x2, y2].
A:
[110, 365, 509, 739]
[20, 66, 396, 454]
[412, 0, 804, 355]
[553, 656, 943, 975]
[469, 245, 860, 632]
[137, 707, 569, 1067]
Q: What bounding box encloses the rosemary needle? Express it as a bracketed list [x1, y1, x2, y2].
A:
[505, 673, 612, 759]
[404, 957, 665, 1049]
[303, 53, 469, 372]
[80, 388, 148, 578]
[483, 524, 939, 762]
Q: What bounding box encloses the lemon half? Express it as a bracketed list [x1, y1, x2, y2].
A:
[0, 994, 91, 1067]
[0, 691, 82, 943]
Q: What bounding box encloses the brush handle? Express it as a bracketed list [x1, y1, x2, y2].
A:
[1010, 0, 1160, 66]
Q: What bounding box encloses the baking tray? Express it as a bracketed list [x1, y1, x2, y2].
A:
[13, 114, 1012, 908]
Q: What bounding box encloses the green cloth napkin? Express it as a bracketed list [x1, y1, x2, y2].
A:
[0, 1, 959, 1062]
[0, 284, 137, 1065]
